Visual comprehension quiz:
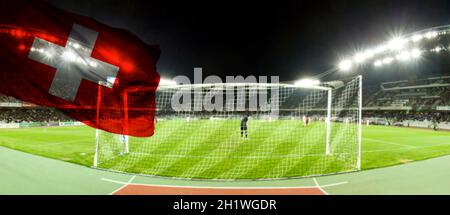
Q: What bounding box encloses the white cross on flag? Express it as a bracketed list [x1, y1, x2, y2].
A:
[0, 0, 161, 137]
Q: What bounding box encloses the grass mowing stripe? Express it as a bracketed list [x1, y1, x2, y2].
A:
[157, 120, 228, 177]
[178, 121, 243, 178]
[243, 122, 323, 178]
[101, 120, 187, 171]
[132, 121, 205, 175]
[198, 121, 278, 179]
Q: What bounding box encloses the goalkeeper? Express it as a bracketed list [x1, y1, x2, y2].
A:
[240, 113, 249, 139]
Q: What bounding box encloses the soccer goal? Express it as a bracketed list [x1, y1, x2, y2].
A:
[94, 76, 362, 180]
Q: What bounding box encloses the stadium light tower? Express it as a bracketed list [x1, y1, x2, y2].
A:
[333, 25, 450, 73]
[310, 24, 450, 80]
[338, 59, 353, 71]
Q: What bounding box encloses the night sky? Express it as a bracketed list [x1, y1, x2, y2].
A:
[47, 0, 450, 85]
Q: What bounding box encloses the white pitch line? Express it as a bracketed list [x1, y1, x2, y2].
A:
[40, 138, 93, 147]
[320, 181, 348, 188]
[363, 137, 417, 149]
[100, 177, 333, 189]
[101, 178, 128, 185]
[107, 175, 136, 195]
[313, 177, 329, 195]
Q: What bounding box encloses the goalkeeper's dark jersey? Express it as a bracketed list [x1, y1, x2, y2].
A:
[241, 116, 248, 128]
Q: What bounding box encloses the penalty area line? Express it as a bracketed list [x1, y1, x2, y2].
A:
[100, 177, 320, 189]
[105, 175, 136, 195]
[320, 181, 348, 188]
[313, 178, 329, 195]
[101, 178, 128, 185]
[363, 137, 417, 149]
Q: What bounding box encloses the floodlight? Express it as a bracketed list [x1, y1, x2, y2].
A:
[88, 60, 98, 67]
[44, 51, 52, 58]
[354, 50, 375, 63]
[411, 48, 421, 58]
[374, 45, 387, 54]
[382, 57, 394, 64]
[44, 50, 54, 58]
[294, 78, 320, 86]
[61, 50, 77, 62]
[72, 42, 81, 49]
[338, 59, 352, 71]
[435, 46, 442, 52]
[374, 60, 383, 67]
[44, 47, 56, 58]
[397, 51, 412, 61]
[353, 53, 366, 63]
[388, 37, 407, 50]
[411, 34, 423, 42]
[425, 31, 438, 39]
[33, 48, 44, 53]
[364, 49, 375, 58]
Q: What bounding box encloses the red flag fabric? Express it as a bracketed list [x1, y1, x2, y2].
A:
[0, 0, 160, 137]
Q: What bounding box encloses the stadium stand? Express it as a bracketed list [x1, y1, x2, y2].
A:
[364, 76, 450, 109]
[0, 95, 73, 124]
[363, 76, 450, 130]
[0, 108, 73, 123]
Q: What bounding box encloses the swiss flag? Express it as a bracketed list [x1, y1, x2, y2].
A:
[0, 0, 160, 137]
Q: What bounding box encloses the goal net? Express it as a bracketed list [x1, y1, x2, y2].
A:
[94, 76, 362, 180]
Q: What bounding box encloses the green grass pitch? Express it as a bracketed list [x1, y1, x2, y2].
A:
[0, 122, 449, 179]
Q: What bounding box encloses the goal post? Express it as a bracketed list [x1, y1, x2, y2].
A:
[357, 75, 362, 170]
[93, 76, 362, 180]
[122, 91, 129, 154]
[325, 88, 332, 155]
[93, 80, 131, 167]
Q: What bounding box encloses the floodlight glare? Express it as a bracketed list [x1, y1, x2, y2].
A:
[382, 57, 394, 64]
[353, 52, 366, 63]
[411, 48, 421, 58]
[76, 57, 87, 65]
[364, 49, 375, 58]
[44, 51, 52, 58]
[338, 59, 352, 71]
[44, 48, 55, 58]
[159, 78, 177, 86]
[425, 31, 438, 39]
[88, 60, 98, 68]
[374, 60, 383, 67]
[396, 51, 411, 61]
[294, 79, 320, 87]
[411, 34, 423, 42]
[354, 50, 375, 63]
[72, 42, 81, 49]
[61, 50, 77, 62]
[435, 46, 442, 52]
[388, 37, 407, 50]
[374, 45, 387, 54]
[33, 48, 44, 53]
